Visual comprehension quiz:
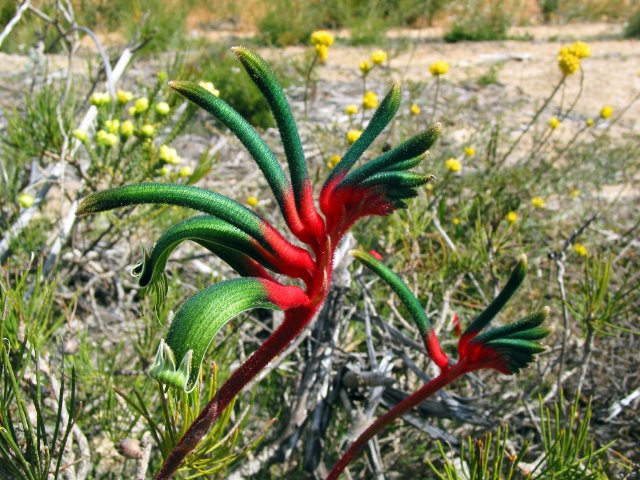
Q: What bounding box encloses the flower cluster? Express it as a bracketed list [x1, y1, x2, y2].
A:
[362, 91, 379, 110]
[557, 41, 591, 76]
[310, 29, 334, 63]
[429, 59, 450, 76]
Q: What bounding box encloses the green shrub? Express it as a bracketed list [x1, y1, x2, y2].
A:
[444, 0, 511, 42]
[624, 8, 640, 38]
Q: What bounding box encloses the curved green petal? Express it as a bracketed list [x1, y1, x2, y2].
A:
[168, 81, 291, 211]
[472, 307, 549, 344]
[231, 47, 308, 201]
[326, 84, 402, 183]
[149, 278, 297, 392]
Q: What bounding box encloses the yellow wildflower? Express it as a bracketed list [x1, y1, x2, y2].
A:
[410, 104, 421, 115]
[548, 116, 561, 129]
[179, 166, 193, 178]
[573, 242, 588, 257]
[73, 129, 88, 142]
[134, 97, 149, 114]
[198, 81, 220, 96]
[531, 196, 545, 208]
[569, 41, 591, 59]
[120, 120, 134, 137]
[96, 130, 118, 147]
[600, 105, 613, 119]
[452, 217, 461, 225]
[464, 146, 475, 157]
[159, 145, 180, 165]
[140, 124, 155, 138]
[327, 154, 341, 169]
[90, 92, 110, 106]
[315, 44, 329, 63]
[445, 158, 461, 172]
[362, 91, 379, 110]
[359, 60, 372, 74]
[558, 46, 580, 76]
[370, 49, 387, 65]
[585, 118, 594, 127]
[506, 211, 518, 224]
[310, 30, 334, 47]
[156, 102, 171, 116]
[128, 106, 137, 117]
[158, 166, 169, 177]
[345, 104, 359, 115]
[347, 129, 362, 144]
[429, 60, 449, 76]
[570, 187, 581, 198]
[105, 119, 120, 134]
[247, 196, 259, 207]
[116, 90, 133, 104]
[17, 192, 35, 209]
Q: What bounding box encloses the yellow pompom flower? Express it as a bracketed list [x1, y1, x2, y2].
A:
[558, 46, 580, 76]
[179, 166, 193, 178]
[73, 129, 88, 142]
[116, 90, 133, 104]
[327, 154, 341, 169]
[198, 81, 220, 96]
[315, 44, 329, 63]
[156, 102, 171, 116]
[548, 116, 561, 129]
[359, 60, 372, 74]
[134, 97, 149, 114]
[569, 41, 591, 59]
[531, 196, 545, 208]
[347, 129, 363, 144]
[452, 217, 461, 225]
[569, 187, 581, 198]
[362, 91, 379, 110]
[310, 30, 334, 47]
[158, 166, 169, 177]
[90, 92, 110, 106]
[17, 192, 35, 209]
[585, 118, 594, 127]
[573, 242, 588, 257]
[105, 119, 120, 134]
[506, 211, 518, 224]
[429, 60, 449, 76]
[96, 130, 119, 147]
[140, 124, 155, 138]
[410, 104, 421, 115]
[464, 146, 475, 157]
[345, 104, 359, 115]
[599, 105, 613, 119]
[445, 158, 461, 172]
[246, 196, 259, 207]
[128, 106, 137, 117]
[159, 144, 180, 165]
[370, 49, 387, 65]
[120, 120, 134, 138]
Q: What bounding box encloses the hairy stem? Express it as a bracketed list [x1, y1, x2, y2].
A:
[327, 361, 469, 480]
[155, 306, 318, 479]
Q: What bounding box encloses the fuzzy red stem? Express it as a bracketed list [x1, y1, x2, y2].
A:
[155, 306, 319, 479]
[327, 360, 470, 480]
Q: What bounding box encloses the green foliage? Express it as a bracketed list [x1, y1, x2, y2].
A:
[477, 63, 503, 86]
[624, 8, 640, 38]
[427, 395, 611, 479]
[444, 0, 511, 42]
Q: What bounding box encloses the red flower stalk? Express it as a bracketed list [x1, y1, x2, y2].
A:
[75, 47, 440, 479]
[329, 252, 550, 479]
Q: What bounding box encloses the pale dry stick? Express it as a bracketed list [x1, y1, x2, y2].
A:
[0, 0, 31, 48]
